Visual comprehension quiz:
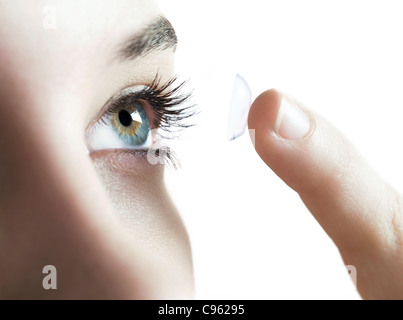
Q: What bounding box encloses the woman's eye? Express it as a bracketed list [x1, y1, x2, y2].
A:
[85, 77, 194, 159]
[112, 103, 150, 146]
[86, 90, 153, 152]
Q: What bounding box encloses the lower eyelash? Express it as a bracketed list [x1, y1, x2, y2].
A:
[121, 147, 180, 170]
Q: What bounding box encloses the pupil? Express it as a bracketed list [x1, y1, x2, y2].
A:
[118, 110, 133, 127]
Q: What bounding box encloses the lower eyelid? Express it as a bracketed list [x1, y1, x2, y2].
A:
[89, 148, 162, 173]
[89, 144, 179, 171]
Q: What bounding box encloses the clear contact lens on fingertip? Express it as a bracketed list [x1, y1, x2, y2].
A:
[227, 74, 253, 141]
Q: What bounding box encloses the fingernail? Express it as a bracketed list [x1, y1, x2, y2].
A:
[274, 95, 311, 140]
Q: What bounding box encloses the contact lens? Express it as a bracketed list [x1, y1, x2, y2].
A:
[227, 74, 253, 141]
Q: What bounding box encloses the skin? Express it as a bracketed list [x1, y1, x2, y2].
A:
[0, 0, 193, 299]
[1, 0, 402, 301]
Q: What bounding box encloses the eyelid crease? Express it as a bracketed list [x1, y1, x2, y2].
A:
[86, 84, 148, 131]
[97, 86, 152, 126]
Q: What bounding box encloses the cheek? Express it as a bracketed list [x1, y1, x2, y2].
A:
[90, 151, 193, 273]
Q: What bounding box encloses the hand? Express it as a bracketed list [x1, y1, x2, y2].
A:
[248, 89, 403, 300]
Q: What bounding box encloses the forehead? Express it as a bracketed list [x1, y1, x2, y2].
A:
[0, 0, 169, 122]
[0, 0, 159, 39]
[0, 0, 160, 73]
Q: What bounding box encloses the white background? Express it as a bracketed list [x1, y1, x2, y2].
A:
[158, 0, 403, 299]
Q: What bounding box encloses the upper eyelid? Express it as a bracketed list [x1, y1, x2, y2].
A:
[109, 85, 150, 104]
[86, 84, 152, 131]
[86, 76, 195, 137]
[88, 75, 178, 130]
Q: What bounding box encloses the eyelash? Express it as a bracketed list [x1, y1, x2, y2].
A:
[96, 75, 196, 168]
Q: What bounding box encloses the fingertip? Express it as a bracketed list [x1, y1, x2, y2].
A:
[248, 89, 282, 137]
[249, 89, 314, 144]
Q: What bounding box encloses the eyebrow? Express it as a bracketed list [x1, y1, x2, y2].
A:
[118, 16, 178, 61]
